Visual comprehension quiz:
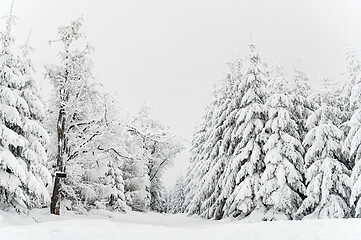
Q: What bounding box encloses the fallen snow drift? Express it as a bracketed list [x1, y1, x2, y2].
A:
[0, 210, 360, 240]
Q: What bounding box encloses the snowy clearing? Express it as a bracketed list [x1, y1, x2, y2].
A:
[0, 210, 360, 240]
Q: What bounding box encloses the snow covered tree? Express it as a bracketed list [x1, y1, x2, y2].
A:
[257, 64, 306, 220]
[184, 58, 243, 219]
[185, 46, 270, 220]
[192, 80, 234, 218]
[341, 47, 361, 217]
[96, 95, 130, 212]
[128, 106, 183, 212]
[296, 86, 351, 219]
[223, 44, 269, 219]
[183, 89, 223, 215]
[183, 111, 213, 214]
[102, 154, 127, 212]
[198, 59, 244, 219]
[293, 66, 311, 98]
[347, 107, 361, 217]
[291, 66, 314, 143]
[0, 4, 51, 212]
[122, 153, 149, 212]
[343, 47, 361, 113]
[183, 60, 243, 216]
[168, 175, 185, 214]
[342, 47, 361, 172]
[46, 17, 108, 214]
[150, 176, 167, 213]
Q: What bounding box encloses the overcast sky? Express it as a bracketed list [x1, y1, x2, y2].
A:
[3, 0, 361, 188]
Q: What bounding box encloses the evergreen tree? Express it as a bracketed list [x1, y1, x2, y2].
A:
[0, 5, 51, 212]
[185, 59, 243, 219]
[103, 156, 128, 212]
[343, 47, 361, 171]
[168, 175, 185, 214]
[183, 89, 223, 215]
[291, 66, 314, 143]
[150, 176, 167, 213]
[296, 83, 351, 219]
[196, 60, 242, 219]
[122, 150, 150, 212]
[258, 64, 306, 220]
[223, 44, 269, 219]
[183, 114, 212, 214]
[348, 108, 361, 217]
[100, 95, 129, 212]
[336, 47, 361, 217]
[201, 59, 244, 219]
[343, 47, 361, 113]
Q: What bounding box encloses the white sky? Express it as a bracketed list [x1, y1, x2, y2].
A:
[2, 0, 361, 188]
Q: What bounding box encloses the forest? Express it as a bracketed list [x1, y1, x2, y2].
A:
[182, 45, 359, 221]
[0, 13, 184, 215]
[2, 2, 361, 239]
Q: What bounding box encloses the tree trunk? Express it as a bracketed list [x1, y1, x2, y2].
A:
[50, 176, 61, 215]
[50, 107, 67, 215]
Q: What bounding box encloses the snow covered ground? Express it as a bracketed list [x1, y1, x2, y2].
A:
[0, 209, 361, 240]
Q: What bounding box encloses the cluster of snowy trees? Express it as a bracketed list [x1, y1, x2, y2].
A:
[5, 5, 361, 222]
[167, 176, 185, 214]
[182, 43, 361, 220]
[0, 10, 182, 215]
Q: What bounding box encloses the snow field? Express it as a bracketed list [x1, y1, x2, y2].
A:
[1, 210, 361, 240]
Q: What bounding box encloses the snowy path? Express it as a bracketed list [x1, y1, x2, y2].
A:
[0, 210, 361, 240]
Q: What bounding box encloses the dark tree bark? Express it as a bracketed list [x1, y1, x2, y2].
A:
[50, 107, 67, 215]
[48, 20, 87, 215]
[50, 175, 61, 215]
[50, 54, 69, 215]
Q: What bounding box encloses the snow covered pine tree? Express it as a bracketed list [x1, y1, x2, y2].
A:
[168, 175, 185, 214]
[0, 4, 51, 212]
[343, 47, 361, 217]
[184, 58, 243, 219]
[258, 64, 306, 220]
[223, 44, 269, 219]
[185, 44, 270, 220]
[296, 79, 351, 219]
